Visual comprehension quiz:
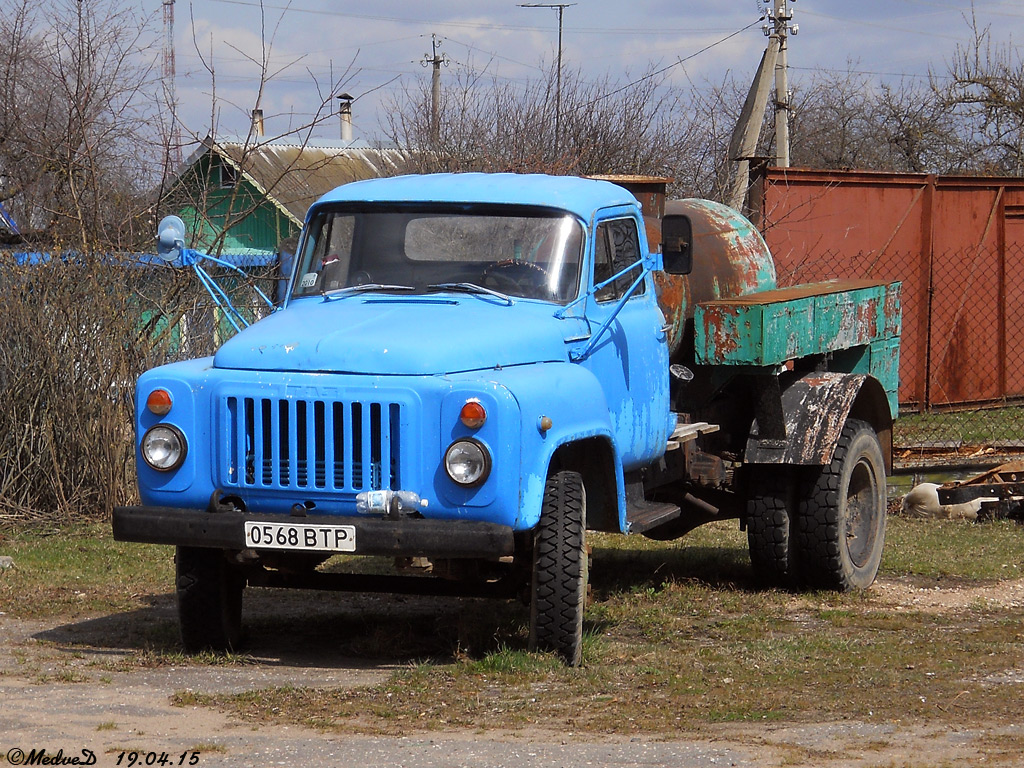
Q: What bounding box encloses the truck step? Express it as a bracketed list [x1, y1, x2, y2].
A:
[625, 499, 682, 534]
[666, 421, 720, 451]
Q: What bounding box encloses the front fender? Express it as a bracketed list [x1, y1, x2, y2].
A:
[486, 363, 623, 531]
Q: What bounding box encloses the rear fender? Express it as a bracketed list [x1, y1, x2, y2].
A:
[745, 372, 894, 472]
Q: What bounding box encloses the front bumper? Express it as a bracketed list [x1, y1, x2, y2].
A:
[112, 505, 516, 559]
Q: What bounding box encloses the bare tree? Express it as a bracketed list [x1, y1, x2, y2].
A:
[0, 0, 162, 249]
[874, 81, 964, 174]
[788, 68, 885, 170]
[940, 9, 1024, 175]
[161, 2, 362, 259]
[739, 65, 962, 177]
[382, 59, 714, 194]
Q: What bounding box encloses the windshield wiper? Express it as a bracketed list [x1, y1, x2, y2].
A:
[427, 282, 513, 306]
[321, 283, 416, 301]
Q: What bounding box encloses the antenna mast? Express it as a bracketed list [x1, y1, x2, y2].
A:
[163, 0, 182, 167]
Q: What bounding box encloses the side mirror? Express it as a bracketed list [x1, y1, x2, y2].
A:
[661, 214, 692, 275]
[157, 215, 187, 263]
[663, 247, 692, 276]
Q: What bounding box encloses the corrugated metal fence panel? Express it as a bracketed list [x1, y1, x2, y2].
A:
[753, 169, 1024, 411]
[928, 186, 1003, 406]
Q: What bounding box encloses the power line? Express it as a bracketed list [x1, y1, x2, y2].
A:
[443, 36, 546, 73]
[892, 0, 1024, 19]
[206, 0, 749, 35]
[576, 20, 761, 110]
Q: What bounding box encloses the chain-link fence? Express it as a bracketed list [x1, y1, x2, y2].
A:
[776, 242, 1024, 465]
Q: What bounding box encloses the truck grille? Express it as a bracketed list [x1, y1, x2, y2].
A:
[220, 395, 402, 492]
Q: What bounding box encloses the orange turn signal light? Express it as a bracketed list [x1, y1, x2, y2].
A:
[459, 400, 486, 429]
[146, 389, 173, 415]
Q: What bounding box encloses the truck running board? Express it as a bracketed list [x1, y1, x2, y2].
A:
[666, 420, 719, 452]
[624, 477, 681, 534]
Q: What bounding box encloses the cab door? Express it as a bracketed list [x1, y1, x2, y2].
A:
[579, 211, 670, 469]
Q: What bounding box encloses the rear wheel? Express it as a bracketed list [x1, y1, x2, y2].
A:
[529, 470, 587, 666]
[794, 419, 887, 591]
[746, 465, 798, 587]
[176, 546, 245, 652]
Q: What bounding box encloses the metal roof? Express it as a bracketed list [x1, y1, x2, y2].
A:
[191, 136, 407, 225]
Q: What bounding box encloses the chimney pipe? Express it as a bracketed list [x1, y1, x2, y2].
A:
[337, 93, 353, 143]
[251, 108, 264, 137]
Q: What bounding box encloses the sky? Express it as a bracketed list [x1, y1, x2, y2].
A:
[141, 0, 1024, 146]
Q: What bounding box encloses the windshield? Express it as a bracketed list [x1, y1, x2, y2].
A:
[290, 204, 584, 303]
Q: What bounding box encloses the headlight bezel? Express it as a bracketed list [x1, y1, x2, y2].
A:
[443, 438, 491, 487]
[141, 423, 188, 472]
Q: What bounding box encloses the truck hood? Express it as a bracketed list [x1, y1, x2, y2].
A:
[213, 295, 583, 375]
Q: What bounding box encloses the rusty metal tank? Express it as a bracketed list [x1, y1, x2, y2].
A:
[656, 198, 777, 362]
[590, 176, 778, 363]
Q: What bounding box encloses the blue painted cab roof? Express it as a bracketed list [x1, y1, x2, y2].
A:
[309, 173, 639, 221]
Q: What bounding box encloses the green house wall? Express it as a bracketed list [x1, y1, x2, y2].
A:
[171, 153, 300, 256]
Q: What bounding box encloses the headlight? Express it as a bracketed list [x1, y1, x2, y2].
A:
[141, 424, 187, 472]
[444, 438, 491, 487]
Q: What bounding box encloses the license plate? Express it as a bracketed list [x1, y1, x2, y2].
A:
[244, 521, 356, 552]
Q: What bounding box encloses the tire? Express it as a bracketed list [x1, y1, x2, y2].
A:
[794, 419, 887, 591]
[746, 465, 797, 587]
[176, 546, 245, 653]
[529, 470, 587, 666]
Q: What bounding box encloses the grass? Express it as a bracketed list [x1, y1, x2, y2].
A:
[896, 405, 1024, 447]
[884, 518, 1023, 579]
[0, 522, 172, 619]
[2, 515, 1022, 738]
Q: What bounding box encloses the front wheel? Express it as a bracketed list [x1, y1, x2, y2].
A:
[176, 546, 245, 653]
[529, 470, 587, 666]
[793, 419, 887, 591]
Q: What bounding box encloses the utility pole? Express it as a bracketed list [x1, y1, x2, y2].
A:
[726, 0, 799, 210]
[421, 34, 448, 145]
[771, 0, 798, 168]
[726, 43, 779, 210]
[519, 3, 576, 155]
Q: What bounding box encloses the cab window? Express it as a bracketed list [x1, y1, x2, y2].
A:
[594, 218, 645, 302]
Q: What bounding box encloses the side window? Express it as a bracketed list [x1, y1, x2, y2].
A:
[318, 215, 356, 291]
[594, 218, 645, 303]
[296, 214, 355, 294]
[661, 214, 693, 275]
[218, 162, 238, 189]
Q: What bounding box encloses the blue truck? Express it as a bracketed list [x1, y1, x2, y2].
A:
[113, 173, 900, 665]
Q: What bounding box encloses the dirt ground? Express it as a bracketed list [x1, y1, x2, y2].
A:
[1, 578, 1022, 768]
